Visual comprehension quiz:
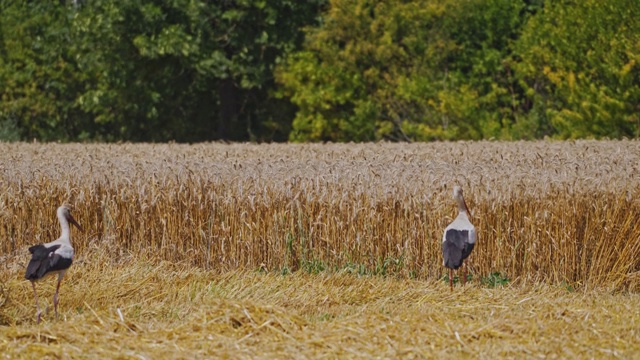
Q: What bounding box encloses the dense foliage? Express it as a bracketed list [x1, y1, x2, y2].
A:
[514, 0, 640, 139]
[0, 0, 638, 142]
[0, 0, 325, 142]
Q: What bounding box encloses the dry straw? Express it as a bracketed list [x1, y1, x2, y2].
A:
[1, 254, 639, 358]
[0, 140, 639, 290]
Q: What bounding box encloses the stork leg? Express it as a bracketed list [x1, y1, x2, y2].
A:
[31, 281, 42, 324]
[53, 273, 64, 319]
[449, 269, 453, 291]
[462, 263, 467, 287]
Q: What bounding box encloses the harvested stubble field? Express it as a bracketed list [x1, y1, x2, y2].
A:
[0, 140, 639, 358]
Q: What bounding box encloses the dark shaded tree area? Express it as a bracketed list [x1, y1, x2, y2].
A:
[0, 0, 326, 142]
[1, 0, 638, 142]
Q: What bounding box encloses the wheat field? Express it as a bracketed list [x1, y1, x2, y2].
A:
[0, 140, 639, 358]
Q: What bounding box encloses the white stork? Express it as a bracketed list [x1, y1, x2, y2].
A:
[25, 205, 82, 323]
[442, 186, 476, 291]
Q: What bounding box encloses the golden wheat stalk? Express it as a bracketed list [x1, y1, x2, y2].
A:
[0, 141, 638, 290]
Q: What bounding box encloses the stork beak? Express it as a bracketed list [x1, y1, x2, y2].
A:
[463, 199, 471, 218]
[68, 214, 84, 232]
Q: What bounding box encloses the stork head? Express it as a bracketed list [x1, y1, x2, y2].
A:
[58, 204, 83, 232]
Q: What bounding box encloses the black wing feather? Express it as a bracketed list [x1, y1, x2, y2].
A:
[442, 229, 470, 270]
[46, 254, 73, 275]
[461, 242, 475, 262]
[25, 244, 72, 280]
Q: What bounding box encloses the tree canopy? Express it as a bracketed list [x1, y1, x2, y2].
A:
[514, 0, 640, 139]
[0, 0, 638, 142]
[0, 0, 326, 142]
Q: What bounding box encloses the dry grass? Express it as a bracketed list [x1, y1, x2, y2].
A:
[0, 140, 639, 357]
[1, 250, 639, 358]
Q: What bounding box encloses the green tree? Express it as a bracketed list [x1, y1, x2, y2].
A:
[0, 0, 325, 142]
[71, 0, 326, 142]
[277, 0, 528, 142]
[514, 0, 640, 139]
[0, 1, 83, 141]
[70, 0, 214, 141]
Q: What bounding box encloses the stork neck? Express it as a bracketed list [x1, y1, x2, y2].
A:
[456, 197, 468, 214]
[58, 213, 71, 242]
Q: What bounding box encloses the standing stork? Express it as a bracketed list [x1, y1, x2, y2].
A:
[25, 205, 83, 323]
[442, 186, 476, 291]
